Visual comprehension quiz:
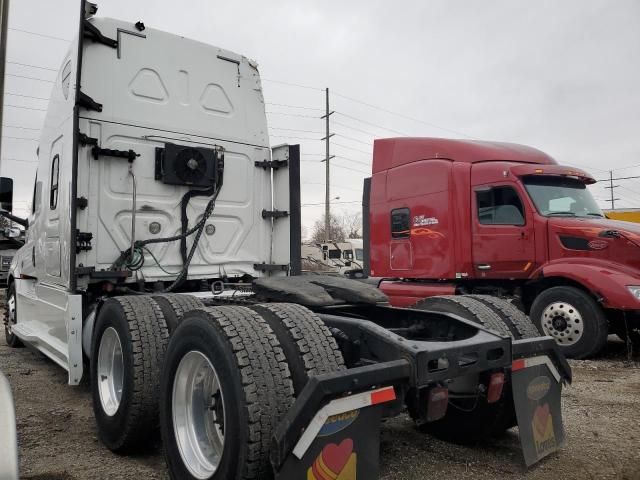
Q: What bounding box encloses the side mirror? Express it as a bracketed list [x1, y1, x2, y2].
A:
[0, 178, 13, 213]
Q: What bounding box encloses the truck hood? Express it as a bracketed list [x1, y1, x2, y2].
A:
[547, 217, 640, 272]
[549, 217, 640, 239]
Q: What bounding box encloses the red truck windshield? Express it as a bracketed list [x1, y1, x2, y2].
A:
[523, 176, 603, 218]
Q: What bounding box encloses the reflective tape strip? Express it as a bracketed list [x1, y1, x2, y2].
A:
[512, 355, 561, 383]
[292, 386, 396, 460]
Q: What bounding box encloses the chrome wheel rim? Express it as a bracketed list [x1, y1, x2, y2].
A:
[172, 351, 225, 479]
[541, 301, 584, 346]
[97, 327, 124, 416]
[6, 292, 16, 334]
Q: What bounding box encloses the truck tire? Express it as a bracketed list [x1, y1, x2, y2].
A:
[530, 286, 608, 359]
[4, 283, 23, 348]
[413, 295, 513, 338]
[249, 303, 345, 395]
[412, 295, 517, 443]
[152, 293, 204, 332]
[468, 295, 541, 339]
[160, 306, 294, 480]
[91, 296, 169, 452]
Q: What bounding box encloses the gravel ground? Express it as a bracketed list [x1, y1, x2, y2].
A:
[1, 322, 639, 479]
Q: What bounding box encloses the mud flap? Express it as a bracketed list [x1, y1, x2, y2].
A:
[275, 386, 396, 480]
[512, 356, 565, 466]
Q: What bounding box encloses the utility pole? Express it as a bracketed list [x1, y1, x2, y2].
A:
[0, 0, 9, 170]
[320, 87, 334, 241]
[605, 170, 620, 210]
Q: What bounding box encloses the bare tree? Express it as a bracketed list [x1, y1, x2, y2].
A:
[311, 214, 346, 243]
[338, 211, 362, 239]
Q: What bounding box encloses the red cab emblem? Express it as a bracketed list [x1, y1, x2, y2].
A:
[588, 240, 608, 250]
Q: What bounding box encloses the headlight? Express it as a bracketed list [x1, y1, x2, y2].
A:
[627, 286, 640, 300]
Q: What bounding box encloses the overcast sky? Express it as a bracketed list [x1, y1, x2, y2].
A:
[2, 0, 640, 234]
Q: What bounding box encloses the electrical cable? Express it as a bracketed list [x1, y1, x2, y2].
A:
[334, 111, 410, 137]
[261, 78, 323, 91]
[332, 142, 372, 155]
[265, 102, 322, 111]
[270, 126, 323, 134]
[334, 133, 372, 146]
[265, 111, 319, 119]
[333, 90, 473, 139]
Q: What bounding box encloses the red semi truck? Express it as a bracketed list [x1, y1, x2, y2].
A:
[364, 137, 640, 359]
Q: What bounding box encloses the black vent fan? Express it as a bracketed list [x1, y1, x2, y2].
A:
[156, 143, 223, 188]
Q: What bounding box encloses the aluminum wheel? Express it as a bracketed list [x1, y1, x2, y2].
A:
[541, 301, 584, 346]
[172, 350, 225, 479]
[97, 327, 124, 416]
[6, 291, 16, 333]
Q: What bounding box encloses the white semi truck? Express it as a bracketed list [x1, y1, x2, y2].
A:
[2, 3, 571, 479]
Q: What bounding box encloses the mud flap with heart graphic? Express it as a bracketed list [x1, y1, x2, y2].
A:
[512, 363, 565, 467]
[276, 404, 384, 480]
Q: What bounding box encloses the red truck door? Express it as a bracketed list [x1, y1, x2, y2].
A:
[472, 184, 535, 279]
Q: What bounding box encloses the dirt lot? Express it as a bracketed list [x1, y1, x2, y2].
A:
[2, 327, 639, 479]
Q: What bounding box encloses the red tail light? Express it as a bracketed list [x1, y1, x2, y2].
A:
[487, 372, 505, 404]
[426, 386, 449, 422]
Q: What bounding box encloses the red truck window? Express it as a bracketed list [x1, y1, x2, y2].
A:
[391, 208, 410, 238]
[476, 187, 525, 226]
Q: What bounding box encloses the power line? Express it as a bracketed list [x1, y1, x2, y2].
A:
[333, 90, 473, 139]
[261, 78, 323, 91]
[335, 133, 372, 146]
[7, 61, 58, 72]
[302, 200, 361, 207]
[332, 142, 371, 155]
[270, 134, 319, 141]
[612, 163, 640, 174]
[614, 184, 640, 206]
[334, 111, 410, 137]
[596, 174, 640, 182]
[265, 111, 319, 119]
[332, 120, 381, 138]
[265, 102, 322, 112]
[270, 126, 323, 134]
[302, 182, 362, 193]
[335, 155, 370, 167]
[8, 27, 71, 42]
[302, 159, 368, 174]
[5, 73, 54, 83]
[302, 200, 360, 207]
